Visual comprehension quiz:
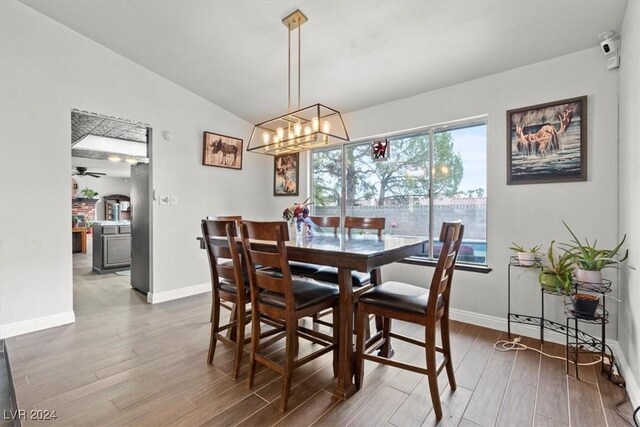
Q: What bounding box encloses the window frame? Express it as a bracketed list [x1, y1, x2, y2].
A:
[310, 114, 489, 267]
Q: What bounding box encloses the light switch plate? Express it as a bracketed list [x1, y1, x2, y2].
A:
[159, 195, 170, 205]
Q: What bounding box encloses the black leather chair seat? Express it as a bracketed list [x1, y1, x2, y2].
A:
[218, 278, 249, 295]
[288, 261, 324, 276]
[312, 267, 371, 287]
[260, 278, 339, 310]
[358, 281, 444, 315]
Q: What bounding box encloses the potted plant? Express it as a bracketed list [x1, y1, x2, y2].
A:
[572, 293, 600, 319]
[85, 219, 93, 234]
[509, 242, 542, 266]
[562, 221, 628, 285]
[538, 241, 574, 294]
[80, 187, 99, 199]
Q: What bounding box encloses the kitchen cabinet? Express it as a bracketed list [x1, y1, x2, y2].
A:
[92, 222, 131, 273]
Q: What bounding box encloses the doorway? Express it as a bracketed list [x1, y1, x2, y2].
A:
[70, 109, 152, 316]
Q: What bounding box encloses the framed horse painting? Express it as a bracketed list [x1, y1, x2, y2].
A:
[507, 96, 587, 185]
[202, 132, 243, 170]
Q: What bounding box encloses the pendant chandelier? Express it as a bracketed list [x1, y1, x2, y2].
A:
[247, 9, 349, 155]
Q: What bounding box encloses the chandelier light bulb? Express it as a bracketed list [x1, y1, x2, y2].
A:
[287, 130, 294, 140]
[304, 125, 312, 135]
[262, 132, 270, 144]
[294, 122, 302, 136]
[276, 127, 285, 139]
[273, 135, 280, 144]
[321, 120, 331, 134]
[312, 117, 319, 132]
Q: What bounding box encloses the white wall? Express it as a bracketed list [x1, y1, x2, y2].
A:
[74, 176, 131, 221]
[618, 0, 640, 406]
[294, 47, 620, 338]
[0, 1, 273, 337]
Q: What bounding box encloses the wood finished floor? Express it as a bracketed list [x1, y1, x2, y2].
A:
[3, 247, 634, 426]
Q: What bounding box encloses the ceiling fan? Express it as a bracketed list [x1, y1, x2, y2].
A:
[72, 166, 106, 178]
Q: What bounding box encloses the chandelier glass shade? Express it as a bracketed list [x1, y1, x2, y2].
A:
[247, 10, 349, 155]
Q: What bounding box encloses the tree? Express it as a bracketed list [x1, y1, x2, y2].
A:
[312, 131, 464, 207]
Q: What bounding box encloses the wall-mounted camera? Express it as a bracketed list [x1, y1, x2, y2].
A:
[599, 30, 620, 70]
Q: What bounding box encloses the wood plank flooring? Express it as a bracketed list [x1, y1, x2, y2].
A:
[2, 246, 635, 426]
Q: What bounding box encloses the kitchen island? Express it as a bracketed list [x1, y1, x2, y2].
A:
[92, 221, 131, 274]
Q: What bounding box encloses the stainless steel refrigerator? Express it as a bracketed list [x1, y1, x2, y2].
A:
[131, 163, 150, 294]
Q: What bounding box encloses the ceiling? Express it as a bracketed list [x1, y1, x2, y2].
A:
[72, 157, 132, 179]
[22, 1, 628, 124]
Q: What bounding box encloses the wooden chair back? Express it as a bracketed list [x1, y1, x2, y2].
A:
[240, 221, 294, 311]
[309, 215, 340, 235]
[345, 216, 386, 237]
[201, 219, 245, 295]
[427, 221, 464, 320]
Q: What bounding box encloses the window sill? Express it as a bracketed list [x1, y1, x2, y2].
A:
[398, 257, 492, 274]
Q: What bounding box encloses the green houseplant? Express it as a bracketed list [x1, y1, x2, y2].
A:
[562, 221, 628, 284]
[538, 241, 574, 294]
[80, 187, 99, 199]
[509, 242, 542, 266]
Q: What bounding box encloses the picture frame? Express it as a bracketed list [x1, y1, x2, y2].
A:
[507, 95, 587, 185]
[372, 138, 390, 162]
[202, 131, 243, 170]
[274, 153, 299, 196]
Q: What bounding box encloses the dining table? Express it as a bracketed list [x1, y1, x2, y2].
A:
[198, 232, 428, 399]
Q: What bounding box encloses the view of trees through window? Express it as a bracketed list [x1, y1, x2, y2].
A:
[312, 119, 487, 265]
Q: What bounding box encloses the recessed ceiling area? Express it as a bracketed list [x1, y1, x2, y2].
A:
[22, 1, 627, 124]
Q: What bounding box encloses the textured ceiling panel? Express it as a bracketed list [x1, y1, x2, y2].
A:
[71, 110, 148, 145]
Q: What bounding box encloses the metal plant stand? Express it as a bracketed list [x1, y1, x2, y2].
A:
[507, 257, 613, 378]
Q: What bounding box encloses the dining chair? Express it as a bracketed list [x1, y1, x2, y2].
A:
[201, 219, 251, 379]
[345, 216, 386, 237]
[240, 220, 340, 413]
[309, 215, 340, 235]
[312, 216, 386, 288]
[354, 221, 464, 420]
[287, 215, 341, 276]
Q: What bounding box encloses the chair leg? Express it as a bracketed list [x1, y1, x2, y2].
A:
[425, 328, 443, 420]
[279, 319, 297, 413]
[232, 303, 245, 380]
[380, 316, 392, 358]
[354, 303, 366, 390]
[441, 315, 456, 390]
[247, 310, 260, 389]
[227, 303, 238, 341]
[207, 292, 220, 364]
[332, 306, 340, 377]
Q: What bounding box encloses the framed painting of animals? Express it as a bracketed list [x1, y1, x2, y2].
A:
[274, 153, 299, 196]
[202, 132, 243, 170]
[507, 95, 587, 185]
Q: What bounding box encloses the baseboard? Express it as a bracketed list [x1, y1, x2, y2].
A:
[608, 341, 640, 408]
[0, 311, 75, 339]
[147, 282, 210, 304]
[449, 307, 567, 345]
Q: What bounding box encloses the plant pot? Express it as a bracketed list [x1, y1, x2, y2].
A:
[539, 272, 568, 293]
[575, 268, 603, 285]
[572, 293, 599, 319]
[517, 252, 537, 266]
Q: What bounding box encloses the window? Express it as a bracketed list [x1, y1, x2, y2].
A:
[311, 117, 487, 265]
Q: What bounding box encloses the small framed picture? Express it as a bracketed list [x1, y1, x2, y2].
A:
[274, 153, 299, 196]
[372, 138, 390, 162]
[507, 96, 587, 185]
[202, 132, 243, 170]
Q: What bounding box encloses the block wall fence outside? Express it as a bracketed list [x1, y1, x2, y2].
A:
[314, 202, 487, 240]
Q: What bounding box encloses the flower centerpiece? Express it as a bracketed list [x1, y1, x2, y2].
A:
[282, 198, 318, 237]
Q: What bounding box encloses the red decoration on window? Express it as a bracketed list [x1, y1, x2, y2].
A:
[372, 139, 390, 162]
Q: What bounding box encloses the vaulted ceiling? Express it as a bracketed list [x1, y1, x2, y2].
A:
[22, 1, 628, 123]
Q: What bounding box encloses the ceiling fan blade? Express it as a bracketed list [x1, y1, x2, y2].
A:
[87, 173, 105, 178]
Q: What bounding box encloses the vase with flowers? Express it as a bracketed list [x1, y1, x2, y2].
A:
[282, 198, 318, 238]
